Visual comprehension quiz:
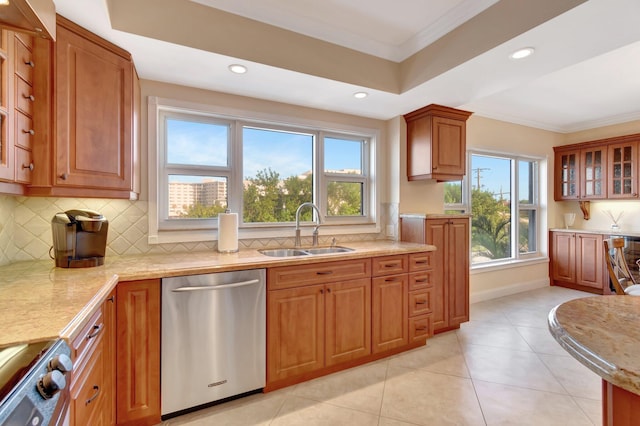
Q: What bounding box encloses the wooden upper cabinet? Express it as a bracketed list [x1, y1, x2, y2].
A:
[404, 104, 472, 182]
[608, 141, 638, 198]
[554, 134, 640, 201]
[28, 15, 139, 199]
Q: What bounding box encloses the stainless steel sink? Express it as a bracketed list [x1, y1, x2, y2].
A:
[258, 246, 354, 257]
[259, 248, 310, 257]
[303, 246, 354, 255]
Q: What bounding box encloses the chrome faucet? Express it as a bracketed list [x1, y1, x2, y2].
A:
[295, 202, 322, 247]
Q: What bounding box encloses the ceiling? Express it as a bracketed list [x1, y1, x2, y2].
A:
[52, 0, 640, 133]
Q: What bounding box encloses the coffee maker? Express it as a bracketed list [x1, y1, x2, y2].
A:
[51, 209, 109, 268]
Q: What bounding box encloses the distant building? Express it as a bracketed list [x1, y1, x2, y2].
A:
[169, 179, 227, 217]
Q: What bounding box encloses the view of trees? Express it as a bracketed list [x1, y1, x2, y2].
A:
[444, 182, 512, 263]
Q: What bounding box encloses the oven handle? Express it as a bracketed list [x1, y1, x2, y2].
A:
[171, 279, 261, 292]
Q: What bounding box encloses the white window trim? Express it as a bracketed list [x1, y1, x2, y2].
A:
[147, 96, 381, 244]
[465, 149, 544, 268]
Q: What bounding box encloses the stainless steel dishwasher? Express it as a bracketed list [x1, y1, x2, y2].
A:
[161, 269, 266, 418]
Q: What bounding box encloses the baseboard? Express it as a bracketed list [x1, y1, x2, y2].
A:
[470, 278, 550, 303]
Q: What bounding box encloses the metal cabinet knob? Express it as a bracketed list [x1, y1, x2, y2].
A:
[22, 129, 35, 135]
[23, 94, 35, 102]
[59, 173, 68, 180]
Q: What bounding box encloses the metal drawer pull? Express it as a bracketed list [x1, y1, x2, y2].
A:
[86, 324, 103, 340]
[415, 326, 428, 331]
[86, 385, 100, 405]
[383, 262, 399, 268]
[22, 163, 34, 171]
[415, 260, 427, 264]
[22, 94, 35, 102]
[415, 278, 428, 283]
[415, 300, 427, 305]
[316, 271, 333, 275]
[22, 129, 35, 135]
[25, 60, 35, 67]
[384, 277, 399, 282]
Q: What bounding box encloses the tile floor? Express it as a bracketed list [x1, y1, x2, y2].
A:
[161, 286, 602, 426]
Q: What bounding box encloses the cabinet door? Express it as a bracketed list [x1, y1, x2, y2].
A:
[116, 279, 160, 426]
[372, 274, 408, 353]
[551, 232, 576, 283]
[55, 22, 133, 190]
[575, 233, 604, 289]
[608, 142, 638, 198]
[0, 31, 15, 183]
[325, 279, 371, 366]
[448, 218, 469, 327]
[581, 148, 606, 199]
[267, 285, 325, 382]
[555, 150, 580, 200]
[426, 219, 448, 330]
[432, 116, 466, 177]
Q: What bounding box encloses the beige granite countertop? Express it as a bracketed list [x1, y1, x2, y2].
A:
[549, 296, 640, 395]
[549, 228, 640, 237]
[0, 240, 434, 349]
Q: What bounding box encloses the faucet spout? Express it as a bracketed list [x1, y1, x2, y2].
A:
[295, 202, 322, 247]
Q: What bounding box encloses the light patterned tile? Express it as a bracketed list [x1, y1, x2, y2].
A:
[538, 353, 602, 400]
[271, 396, 378, 426]
[475, 380, 592, 425]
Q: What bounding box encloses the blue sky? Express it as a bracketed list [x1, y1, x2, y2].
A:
[472, 154, 534, 202]
[168, 118, 363, 180]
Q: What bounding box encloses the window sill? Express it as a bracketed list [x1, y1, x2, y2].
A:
[470, 256, 549, 274]
[148, 223, 381, 245]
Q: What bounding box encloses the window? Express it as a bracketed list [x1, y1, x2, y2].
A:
[149, 97, 377, 242]
[450, 151, 540, 265]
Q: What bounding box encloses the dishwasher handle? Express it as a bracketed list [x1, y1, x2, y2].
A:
[171, 279, 261, 292]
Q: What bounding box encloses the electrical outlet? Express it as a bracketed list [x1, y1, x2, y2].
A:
[386, 225, 394, 236]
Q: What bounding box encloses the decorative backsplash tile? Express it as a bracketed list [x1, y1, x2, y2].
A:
[0, 196, 399, 266]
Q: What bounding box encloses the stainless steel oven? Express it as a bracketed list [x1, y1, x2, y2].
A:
[0, 339, 72, 426]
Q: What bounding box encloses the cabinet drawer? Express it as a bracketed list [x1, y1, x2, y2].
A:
[409, 252, 432, 271]
[71, 307, 104, 366]
[15, 111, 33, 149]
[408, 290, 432, 317]
[14, 147, 32, 183]
[71, 340, 106, 426]
[372, 255, 408, 276]
[15, 37, 34, 84]
[15, 77, 34, 116]
[409, 271, 432, 291]
[268, 258, 371, 290]
[409, 315, 432, 342]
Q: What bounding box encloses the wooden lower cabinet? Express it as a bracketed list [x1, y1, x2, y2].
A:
[371, 274, 408, 353]
[267, 277, 372, 383]
[400, 215, 470, 333]
[550, 231, 608, 294]
[115, 279, 161, 426]
[266, 254, 430, 390]
[69, 289, 115, 425]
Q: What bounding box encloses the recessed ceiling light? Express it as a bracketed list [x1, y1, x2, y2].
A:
[353, 92, 368, 99]
[228, 64, 247, 74]
[509, 47, 535, 60]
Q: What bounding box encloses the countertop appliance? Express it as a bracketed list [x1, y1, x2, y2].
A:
[161, 269, 266, 418]
[51, 209, 108, 268]
[0, 339, 73, 426]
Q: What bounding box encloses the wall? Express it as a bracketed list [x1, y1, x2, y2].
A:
[554, 120, 640, 233]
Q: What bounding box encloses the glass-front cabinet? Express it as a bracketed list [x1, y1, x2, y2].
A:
[608, 142, 638, 198]
[555, 150, 580, 200]
[581, 147, 606, 199]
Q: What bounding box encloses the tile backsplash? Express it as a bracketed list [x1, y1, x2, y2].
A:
[0, 196, 398, 266]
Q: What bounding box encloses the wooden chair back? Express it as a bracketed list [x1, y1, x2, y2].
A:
[604, 238, 637, 295]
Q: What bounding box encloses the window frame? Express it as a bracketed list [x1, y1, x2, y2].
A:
[147, 96, 379, 244]
[452, 150, 542, 267]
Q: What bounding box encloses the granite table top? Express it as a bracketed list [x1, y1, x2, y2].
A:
[549, 295, 640, 395]
[0, 240, 434, 349]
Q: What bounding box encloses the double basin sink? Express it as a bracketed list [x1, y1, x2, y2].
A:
[259, 246, 353, 257]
